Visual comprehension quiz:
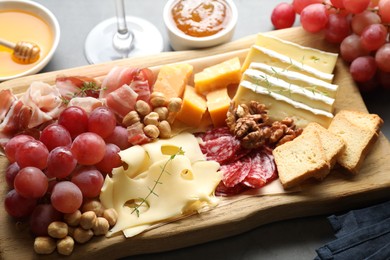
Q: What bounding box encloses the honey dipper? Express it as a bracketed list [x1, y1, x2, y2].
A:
[0, 38, 41, 64]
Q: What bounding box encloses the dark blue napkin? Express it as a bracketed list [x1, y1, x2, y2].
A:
[314, 200, 390, 260]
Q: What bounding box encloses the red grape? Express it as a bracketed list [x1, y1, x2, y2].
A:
[360, 24, 388, 51]
[4, 134, 35, 163]
[71, 167, 104, 198]
[15, 139, 49, 169]
[330, 0, 345, 8]
[4, 189, 37, 218]
[292, 0, 322, 14]
[104, 125, 131, 150]
[271, 2, 296, 29]
[340, 34, 370, 62]
[300, 4, 329, 33]
[58, 106, 89, 139]
[378, 0, 390, 23]
[343, 0, 371, 14]
[375, 44, 390, 73]
[325, 13, 350, 43]
[378, 70, 390, 89]
[30, 204, 62, 236]
[46, 146, 77, 179]
[88, 106, 116, 138]
[351, 11, 381, 35]
[40, 123, 72, 151]
[5, 162, 20, 188]
[51, 181, 83, 213]
[71, 132, 106, 165]
[14, 167, 48, 198]
[95, 143, 122, 174]
[350, 56, 377, 82]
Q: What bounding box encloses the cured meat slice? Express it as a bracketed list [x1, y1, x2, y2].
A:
[0, 90, 17, 122]
[196, 127, 231, 142]
[56, 76, 99, 99]
[105, 84, 138, 118]
[242, 150, 277, 188]
[129, 80, 150, 103]
[67, 97, 103, 114]
[200, 135, 241, 164]
[221, 155, 252, 187]
[127, 122, 151, 145]
[215, 182, 249, 197]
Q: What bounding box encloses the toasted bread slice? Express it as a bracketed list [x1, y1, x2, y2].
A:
[273, 130, 330, 189]
[337, 110, 383, 134]
[303, 122, 345, 177]
[328, 113, 378, 174]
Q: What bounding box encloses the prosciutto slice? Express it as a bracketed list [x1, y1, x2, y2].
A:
[20, 81, 65, 128]
[67, 97, 103, 114]
[56, 76, 99, 100]
[105, 84, 138, 118]
[0, 90, 17, 122]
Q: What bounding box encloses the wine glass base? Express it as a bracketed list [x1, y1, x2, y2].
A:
[84, 16, 164, 64]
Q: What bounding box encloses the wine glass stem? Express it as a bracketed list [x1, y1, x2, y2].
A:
[116, 0, 128, 35]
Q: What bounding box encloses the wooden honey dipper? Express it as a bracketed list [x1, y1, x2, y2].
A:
[0, 38, 41, 64]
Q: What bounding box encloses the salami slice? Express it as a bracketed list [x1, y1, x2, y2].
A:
[242, 150, 277, 188]
[200, 135, 241, 164]
[215, 181, 249, 197]
[196, 127, 231, 142]
[221, 155, 252, 187]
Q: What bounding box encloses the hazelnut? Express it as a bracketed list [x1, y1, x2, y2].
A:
[73, 227, 94, 244]
[144, 125, 160, 139]
[167, 97, 182, 113]
[153, 106, 168, 120]
[158, 120, 172, 139]
[80, 211, 97, 230]
[143, 112, 160, 126]
[103, 208, 118, 227]
[64, 210, 81, 227]
[34, 236, 56, 255]
[122, 110, 140, 126]
[48, 221, 68, 239]
[82, 199, 105, 216]
[92, 217, 110, 236]
[135, 100, 151, 117]
[150, 92, 167, 107]
[57, 236, 74, 256]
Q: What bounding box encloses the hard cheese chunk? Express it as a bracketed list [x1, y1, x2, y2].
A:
[249, 62, 339, 98]
[255, 33, 338, 74]
[243, 68, 335, 113]
[241, 46, 334, 83]
[194, 57, 241, 95]
[100, 133, 222, 237]
[206, 88, 231, 127]
[233, 80, 333, 128]
[153, 63, 193, 99]
[175, 85, 207, 127]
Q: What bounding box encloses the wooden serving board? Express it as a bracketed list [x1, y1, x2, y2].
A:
[1, 27, 390, 259]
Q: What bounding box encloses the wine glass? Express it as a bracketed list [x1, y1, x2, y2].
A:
[84, 0, 164, 64]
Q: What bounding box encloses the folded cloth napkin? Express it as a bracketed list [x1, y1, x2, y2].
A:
[314, 200, 390, 260]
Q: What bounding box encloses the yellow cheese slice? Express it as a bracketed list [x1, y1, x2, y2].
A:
[99, 133, 222, 238]
[255, 33, 338, 74]
[243, 69, 335, 113]
[241, 46, 334, 83]
[233, 80, 333, 128]
[249, 62, 339, 98]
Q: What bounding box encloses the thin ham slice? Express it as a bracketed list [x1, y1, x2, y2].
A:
[127, 122, 151, 145]
[68, 97, 103, 114]
[129, 80, 150, 103]
[20, 81, 65, 128]
[56, 76, 100, 100]
[105, 84, 138, 118]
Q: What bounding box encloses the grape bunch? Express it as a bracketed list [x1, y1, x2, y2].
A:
[271, 0, 390, 91]
[4, 105, 126, 236]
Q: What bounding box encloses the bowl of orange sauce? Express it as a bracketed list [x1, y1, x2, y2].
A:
[163, 0, 238, 51]
[0, 0, 60, 82]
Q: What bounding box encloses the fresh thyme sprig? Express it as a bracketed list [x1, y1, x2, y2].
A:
[131, 147, 185, 217]
[61, 81, 102, 105]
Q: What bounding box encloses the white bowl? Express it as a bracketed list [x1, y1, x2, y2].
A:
[0, 0, 60, 82]
[163, 0, 238, 51]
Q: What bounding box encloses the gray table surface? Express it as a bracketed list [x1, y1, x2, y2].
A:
[27, 0, 390, 259]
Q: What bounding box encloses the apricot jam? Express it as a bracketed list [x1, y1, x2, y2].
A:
[171, 0, 231, 37]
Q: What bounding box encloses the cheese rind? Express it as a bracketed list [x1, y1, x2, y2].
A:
[241, 46, 334, 83]
[243, 69, 335, 112]
[206, 88, 231, 127]
[255, 33, 338, 74]
[176, 85, 207, 127]
[233, 80, 333, 128]
[194, 57, 241, 95]
[249, 62, 338, 98]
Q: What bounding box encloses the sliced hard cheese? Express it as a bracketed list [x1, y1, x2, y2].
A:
[233, 80, 333, 128]
[194, 57, 241, 95]
[241, 46, 334, 83]
[100, 133, 222, 237]
[176, 85, 207, 127]
[153, 63, 193, 99]
[206, 88, 231, 127]
[255, 33, 338, 74]
[243, 69, 335, 112]
[249, 62, 339, 98]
